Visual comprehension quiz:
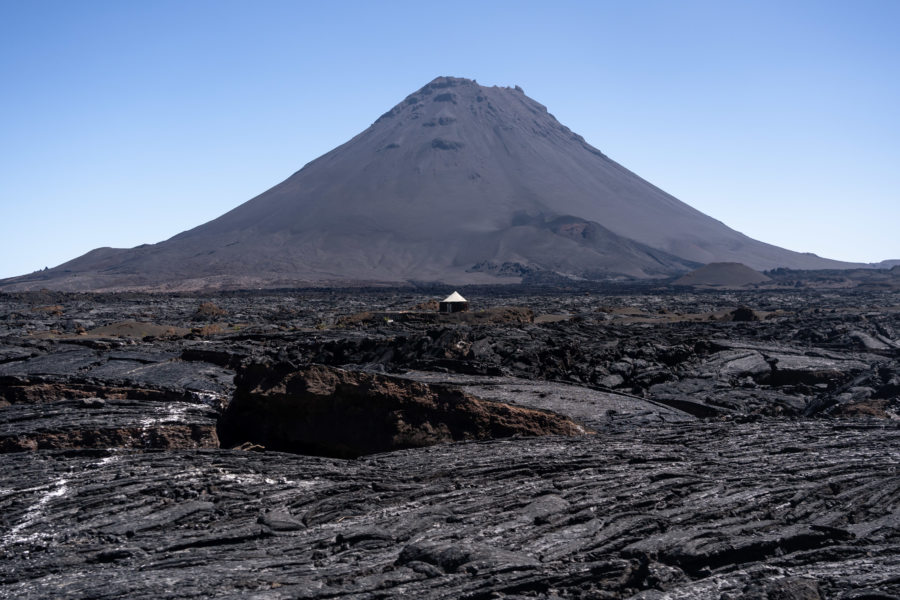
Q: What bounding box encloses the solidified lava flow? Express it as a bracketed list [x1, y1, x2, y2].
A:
[1, 286, 898, 599]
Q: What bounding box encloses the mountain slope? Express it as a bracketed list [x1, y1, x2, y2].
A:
[1, 77, 863, 291]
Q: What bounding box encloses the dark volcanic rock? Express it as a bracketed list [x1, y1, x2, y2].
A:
[335, 305, 535, 329]
[219, 363, 587, 457]
[0, 398, 219, 452]
[0, 343, 234, 407]
[0, 288, 899, 598]
[398, 371, 696, 430]
[1, 420, 898, 599]
[728, 305, 761, 321]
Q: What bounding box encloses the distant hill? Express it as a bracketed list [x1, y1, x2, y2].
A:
[673, 262, 772, 288]
[0, 76, 866, 291]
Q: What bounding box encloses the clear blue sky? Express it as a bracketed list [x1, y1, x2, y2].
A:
[2, 0, 898, 279]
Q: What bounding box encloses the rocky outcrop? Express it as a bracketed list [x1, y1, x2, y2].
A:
[219, 364, 587, 457]
[0, 341, 234, 453]
[0, 398, 219, 452]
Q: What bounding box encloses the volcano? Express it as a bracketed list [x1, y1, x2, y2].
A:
[2, 76, 862, 291]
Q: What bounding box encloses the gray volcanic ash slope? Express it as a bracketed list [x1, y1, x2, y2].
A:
[673, 262, 773, 288]
[3, 77, 862, 291]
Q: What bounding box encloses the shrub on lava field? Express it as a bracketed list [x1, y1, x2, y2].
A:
[193, 302, 227, 320]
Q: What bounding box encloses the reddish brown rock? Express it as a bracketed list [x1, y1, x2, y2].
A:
[219, 364, 587, 457]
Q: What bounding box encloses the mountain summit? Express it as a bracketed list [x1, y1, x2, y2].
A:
[2, 76, 861, 291]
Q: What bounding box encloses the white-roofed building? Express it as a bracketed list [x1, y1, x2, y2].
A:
[439, 291, 469, 313]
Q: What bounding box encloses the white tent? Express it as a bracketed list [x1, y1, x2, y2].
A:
[439, 291, 469, 313]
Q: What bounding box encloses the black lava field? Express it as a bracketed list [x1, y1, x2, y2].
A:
[1, 286, 898, 599]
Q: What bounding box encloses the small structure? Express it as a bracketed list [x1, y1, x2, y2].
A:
[439, 291, 469, 313]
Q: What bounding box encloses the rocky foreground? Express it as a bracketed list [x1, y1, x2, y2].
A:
[1, 286, 899, 599]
